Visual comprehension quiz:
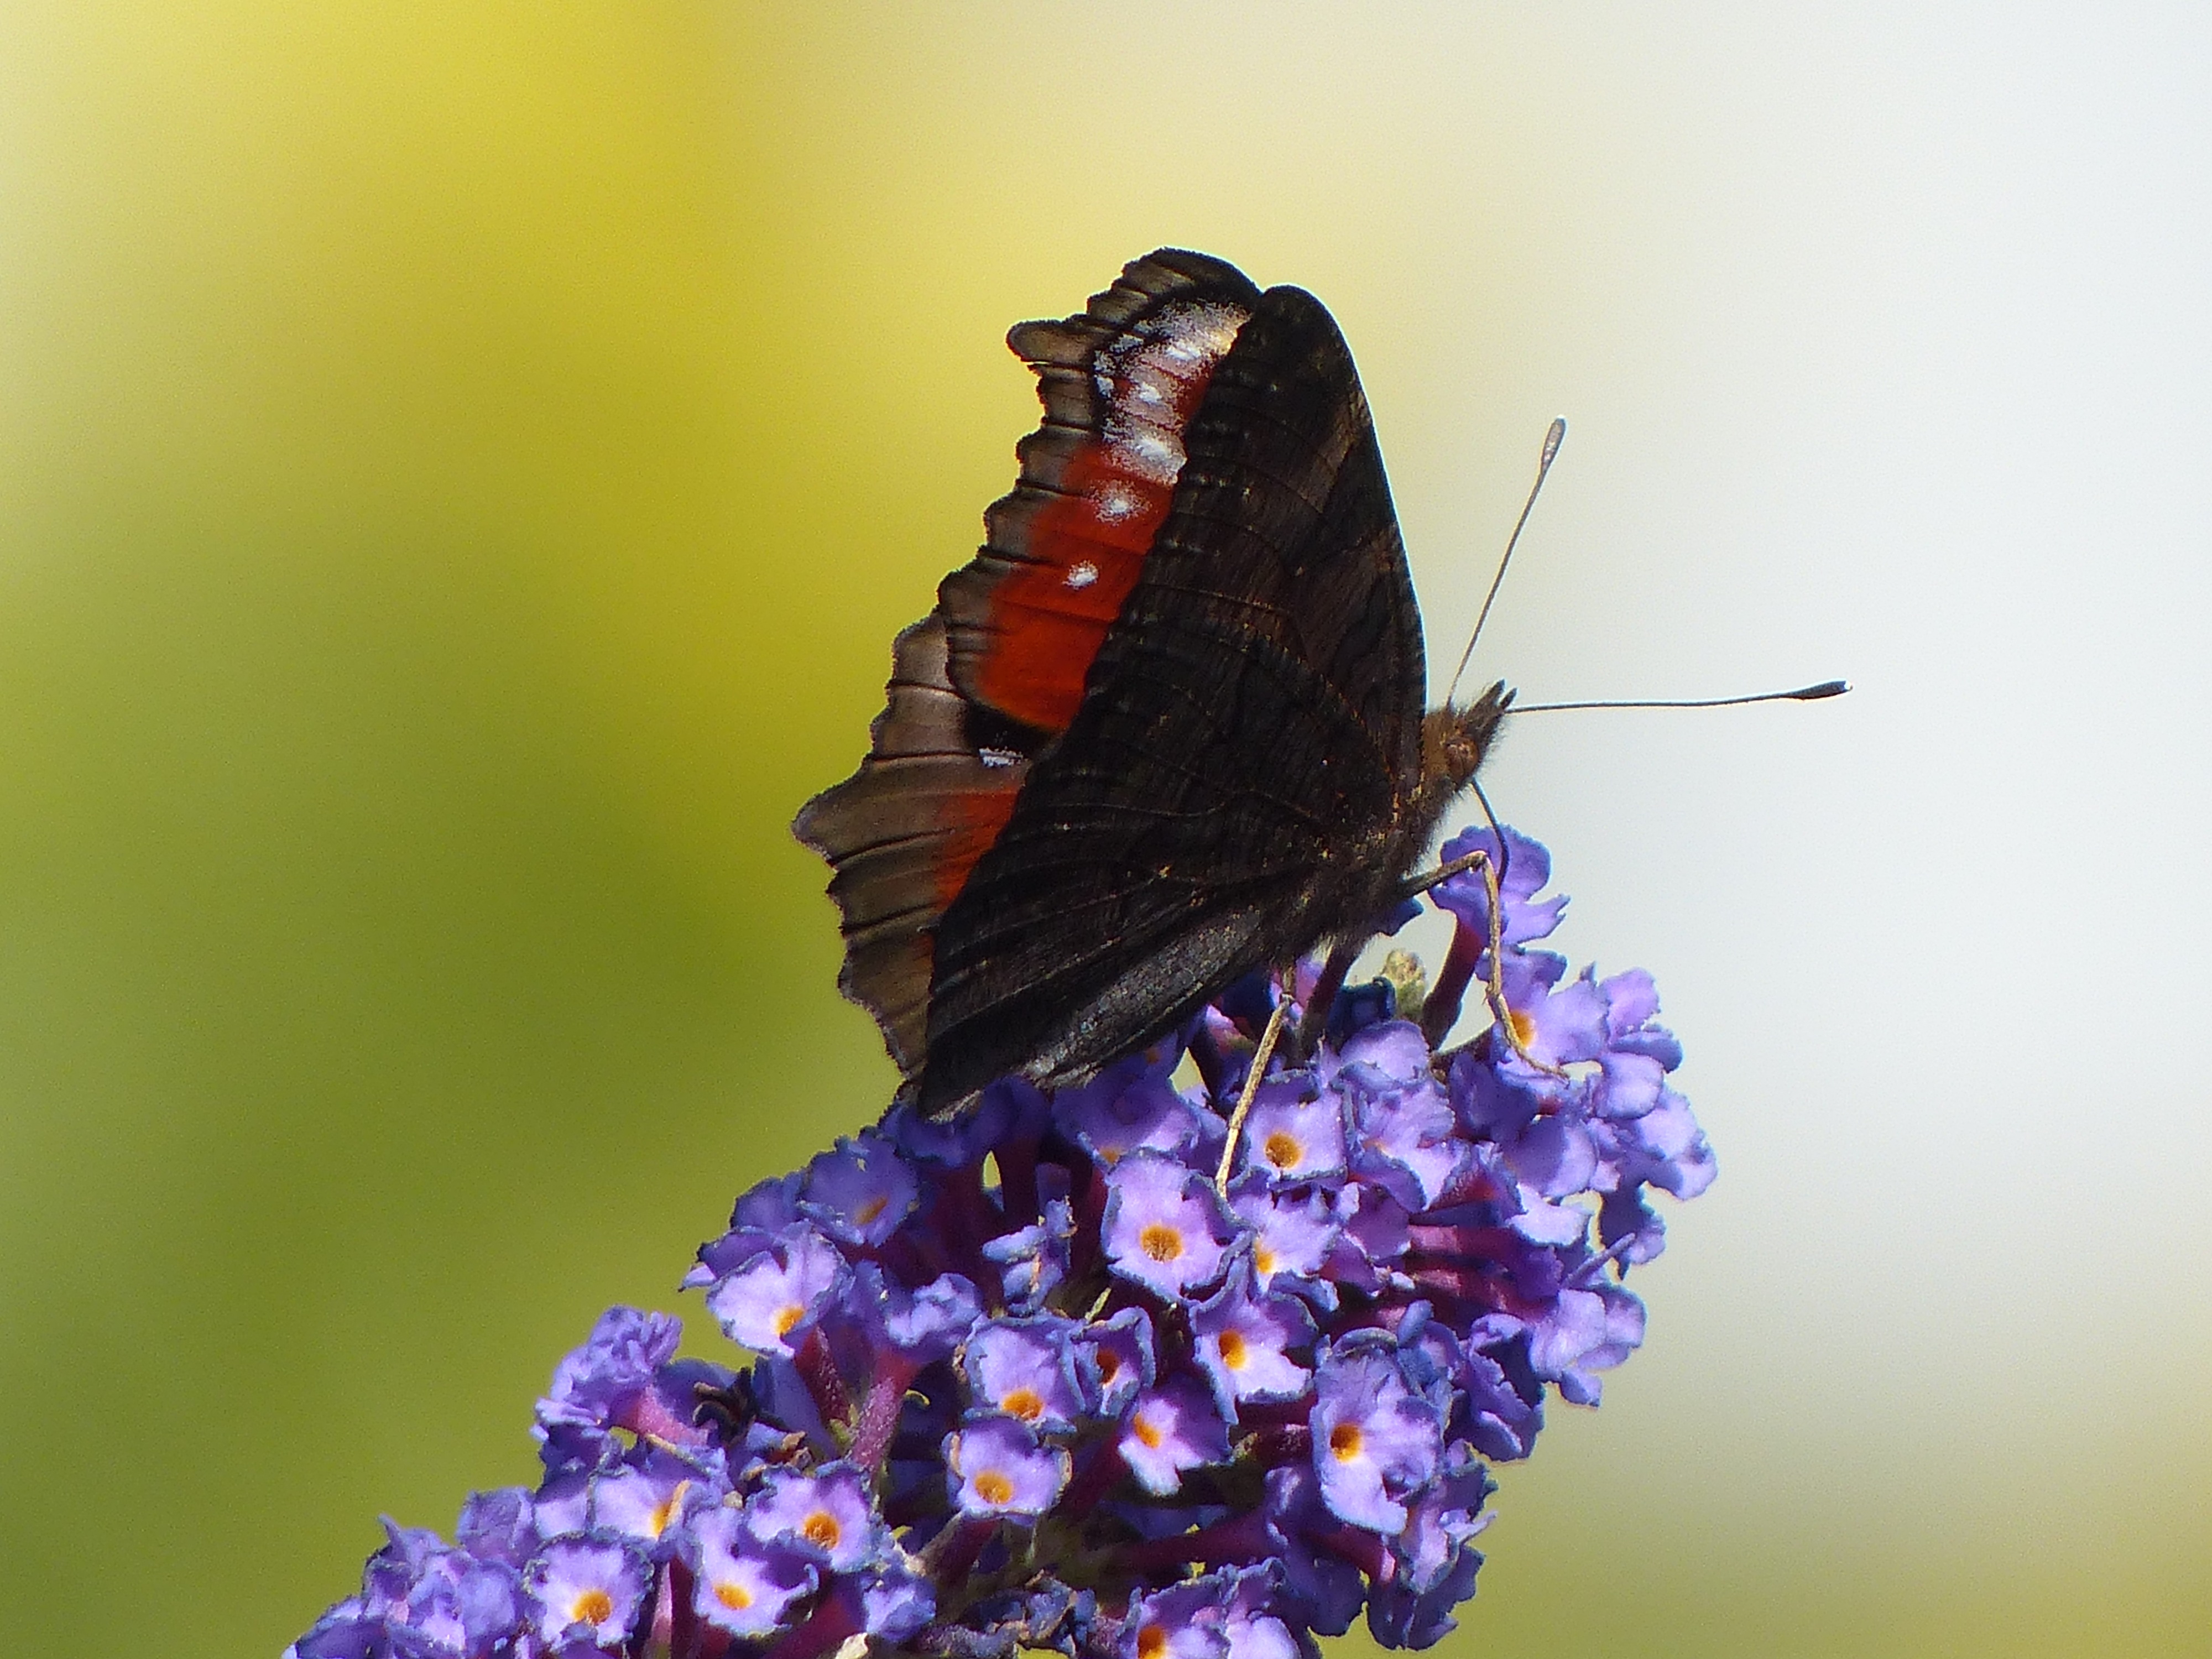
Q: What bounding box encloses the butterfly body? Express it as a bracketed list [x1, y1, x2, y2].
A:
[795, 251, 1510, 1116]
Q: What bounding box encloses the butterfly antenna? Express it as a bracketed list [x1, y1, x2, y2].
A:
[1446, 416, 1567, 707]
[1513, 680, 1849, 713]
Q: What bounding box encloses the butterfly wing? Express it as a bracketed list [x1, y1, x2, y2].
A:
[796, 251, 1264, 1079]
[919, 283, 1428, 1112]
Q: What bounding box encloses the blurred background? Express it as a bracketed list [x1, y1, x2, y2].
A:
[2, 4, 2206, 1656]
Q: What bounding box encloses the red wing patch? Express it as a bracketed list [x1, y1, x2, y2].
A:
[931, 778, 1020, 910]
[972, 302, 1248, 731]
[939, 257, 1260, 737]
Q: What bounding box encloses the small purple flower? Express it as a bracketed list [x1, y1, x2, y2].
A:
[964, 1316, 1086, 1432]
[688, 1505, 817, 1638]
[1191, 1265, 1316, 1420]
[1597, 967, 1683, 1070]
[1386, 1439, 1493, 1597]
[1261, 1464, 1369, 1636]
[1603, 1085, 1717, 1202]
[1342, 1053, 1464, 1212]
[1228, 1182, 1340, 1303]
[799, 1128, 919, 1246]
[1073, 1306, 1156, 1418]
[947, 1414, 1070, 1519]
[522, 1533, 651, 1649]
[1322, 1018, 1432, 1087]
[288, 1601, 378, 1659]
[1453, 1340, 1543, 1463]
[1326, 1182, 1412, 1295]
[1119, 1376, 1231, 1496]
[703, 1224, 848, 1355]
[1431, 825, 1567, 948]
[361, 1517, 448, 1610]
[1229, 1078, 1347, 1185]
[1220, 1567, 1302, 1659]
[455, 1488, 538, 1568]
[1101, 1151, 1242, 1301]
[853, 1262, 984, 1361]
[854, 1551, 937, 1641]
[1122, 1577, 1233, 1659]
[588, 1449, 719, 1554]
[395, 1555, 524, 1658]
[887, 1076, 1051, 1168]
[747, 1462, 883, 1572]
[1494, 949, 1608, 1068]
[536, 1307, 681, 1442]
[1310, 1341, 1445, 1533]
[983, 1196, 1073, 1314]
[1057, 1065, 1215, 1166]
[1551, 1282, 1648, 1405]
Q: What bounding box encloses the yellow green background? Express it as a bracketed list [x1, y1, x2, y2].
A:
[2, 6, 2206, 1657]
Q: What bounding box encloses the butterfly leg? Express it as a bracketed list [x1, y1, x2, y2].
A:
[1400, 844, 1496, 899]
[1410, 850, 1564, 1078]
[1463, 852, 1567, 1078]
[1213, 993, 1290, 1195]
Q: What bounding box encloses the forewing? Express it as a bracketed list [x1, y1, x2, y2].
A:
[938, 251, 1264, 738]
[791, 250, 1263, 1085]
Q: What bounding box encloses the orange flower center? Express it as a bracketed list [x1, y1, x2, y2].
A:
[1329, 1422, 1364, 1462]
[974, 1470, 1015, 1506]
[1140, 1223, 1184, 1262]
[647, 1480, 691, 1537]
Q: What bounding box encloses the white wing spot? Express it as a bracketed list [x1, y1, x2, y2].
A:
[1065, 560, 1100, 589]
[978, 747, 1021, 769]
[1155, 302, 1248, 363]
[1114, 427, 1183, 483]
[1091, 483, 1141, 522]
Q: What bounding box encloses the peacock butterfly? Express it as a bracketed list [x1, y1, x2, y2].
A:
[796, 249, 1512, 1117]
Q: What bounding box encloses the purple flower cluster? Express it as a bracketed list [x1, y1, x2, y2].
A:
[290, 827, 1713, 1659]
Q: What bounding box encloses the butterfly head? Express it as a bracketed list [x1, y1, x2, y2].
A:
[1424, 680, 1515, 790]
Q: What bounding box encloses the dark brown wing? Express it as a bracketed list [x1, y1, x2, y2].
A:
[919, 283, 1428, 1113]
[792, 251, 1262, 1082]
[791, 616, 1027, 1076]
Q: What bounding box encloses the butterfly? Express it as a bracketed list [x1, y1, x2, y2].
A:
[795, 249, 1511, 1117]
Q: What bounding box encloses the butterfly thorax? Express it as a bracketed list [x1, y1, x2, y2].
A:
[1292, 681, 1517, 959]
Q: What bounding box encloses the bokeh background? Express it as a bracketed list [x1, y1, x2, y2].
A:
[3, 4, 2207, 1656]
